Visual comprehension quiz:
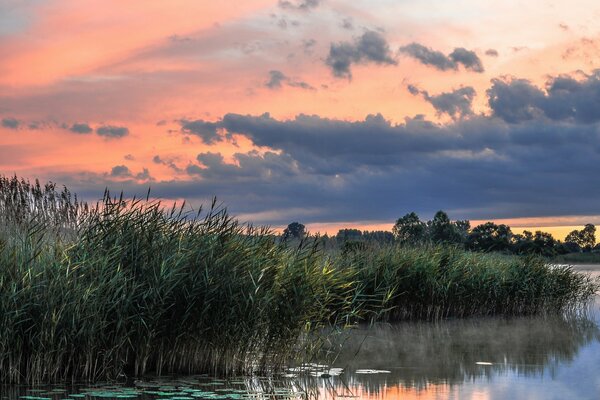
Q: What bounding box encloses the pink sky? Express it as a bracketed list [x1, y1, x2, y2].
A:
[2, 0, 600, 238]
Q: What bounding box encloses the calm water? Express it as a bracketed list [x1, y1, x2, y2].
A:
[3, 266, 600, 400]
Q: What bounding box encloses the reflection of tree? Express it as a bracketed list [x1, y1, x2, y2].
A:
[325, 314, 600, 391]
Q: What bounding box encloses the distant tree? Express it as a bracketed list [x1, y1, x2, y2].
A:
[565, 224, 596, 252]
[282, 222, 306, 241]
[393, 212, 427, 244]
[428, 210, 463, 244]
[531, 231, 558, 256]
[362, 230, 395, 244]
[511, 230, 534, 254]
[467, 222, 513, 252]
[336, 228, 363, 242]
[454, 219, 471, 242]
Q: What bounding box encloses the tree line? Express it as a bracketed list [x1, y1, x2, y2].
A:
[282, 211, 597, 256]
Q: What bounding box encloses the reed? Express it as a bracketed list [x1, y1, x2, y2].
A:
[345, 244, 598, 321]
[0, 176, 597, 384]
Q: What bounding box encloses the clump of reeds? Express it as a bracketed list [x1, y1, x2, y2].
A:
[0, 178, 356, 383]
[344, 244, 599, 321]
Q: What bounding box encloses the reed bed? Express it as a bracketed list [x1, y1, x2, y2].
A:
[346, 244, 598, 321]
[0, 176, 597, 384]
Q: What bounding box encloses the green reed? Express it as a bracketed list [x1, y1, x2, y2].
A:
[344, 244, 598, 321]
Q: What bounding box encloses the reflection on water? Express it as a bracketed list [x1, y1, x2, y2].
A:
[315, 312, 600, 399]
[2, 268, 600, 399]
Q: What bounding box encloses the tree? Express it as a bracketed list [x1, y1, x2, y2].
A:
[529, 231, 558, 256]
[392, 212, 427, 244]
[454, 219, 471, 242]
[467, 222, 513, 252]
[336, 229, 363, 242]
[282, 222, 306, 241]
[428, 210, 463, 244]
[565, 224, 596, 252]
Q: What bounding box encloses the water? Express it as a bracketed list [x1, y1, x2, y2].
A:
[3, 266, 600, 399]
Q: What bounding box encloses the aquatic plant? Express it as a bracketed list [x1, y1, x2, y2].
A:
[346, 244, 598, 321]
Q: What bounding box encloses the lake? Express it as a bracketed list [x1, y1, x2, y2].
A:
[3, 265, 599, 399]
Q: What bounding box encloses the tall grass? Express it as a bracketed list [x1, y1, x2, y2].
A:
[345, 244, 598, 321]
[0, 176, 597, 384]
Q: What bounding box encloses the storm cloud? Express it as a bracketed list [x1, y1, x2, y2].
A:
[400, 43, 484, 72]
[326, 31, 397, 78]
[20, 72, 600, 227]
[488, 72, 600, 123]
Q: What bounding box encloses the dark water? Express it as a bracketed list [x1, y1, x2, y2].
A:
[3, 266, 600, 399]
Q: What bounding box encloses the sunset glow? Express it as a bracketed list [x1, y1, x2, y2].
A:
[2, 0, 600, 232]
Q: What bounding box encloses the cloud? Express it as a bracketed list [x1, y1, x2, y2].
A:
[449, 48, 484, 72]
[1, 117, 20, 129]
[488, 71, 600, 123]
[326, 31, 397, 78]
[179, 119, 221, 144]
[109, 165, 152, 181]
[341, 18, 353, 30]
[25, 71, 600, 227]
[400, 43, 484, 72]
[485, 49, 499, 57]
[408, 85, 476, 119]
[110, 165, 131, 177]
[70, 123, 93, 134]
[278, 0, 320, 11]
[96, 125, 129, 138]
[265, 70, 287, 89]
[302, 38, 317, 54]
[188, 150, 298, 181]
[153, 154, 183, 173]
[264, 70, 315, 90]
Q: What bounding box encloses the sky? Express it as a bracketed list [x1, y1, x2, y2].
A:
[2, 0, 600, 237]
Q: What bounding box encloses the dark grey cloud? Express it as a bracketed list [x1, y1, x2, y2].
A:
[70, 123, 93, 134]
[179, 119, 220, 144]
[189, 150, 298, 181]
[1, 117, 19, 129]
[400, 43, 484, 72]
[488, 71, 600, 124]
[326, 31, 397, 78]
[49, 72, 600, 227]
[153, 154, 183, 173]
[266, 70, 287, 89]
[408, 85, 476, 119]
[449, 48, 484, 72]
[110, 165, 131, 177]
[278, 0, 320, 11]
[110, 165, 152, 181]
[96, 125, 129, 138]
[485, 49, 499, 57]
[265, 70, 315, 90]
